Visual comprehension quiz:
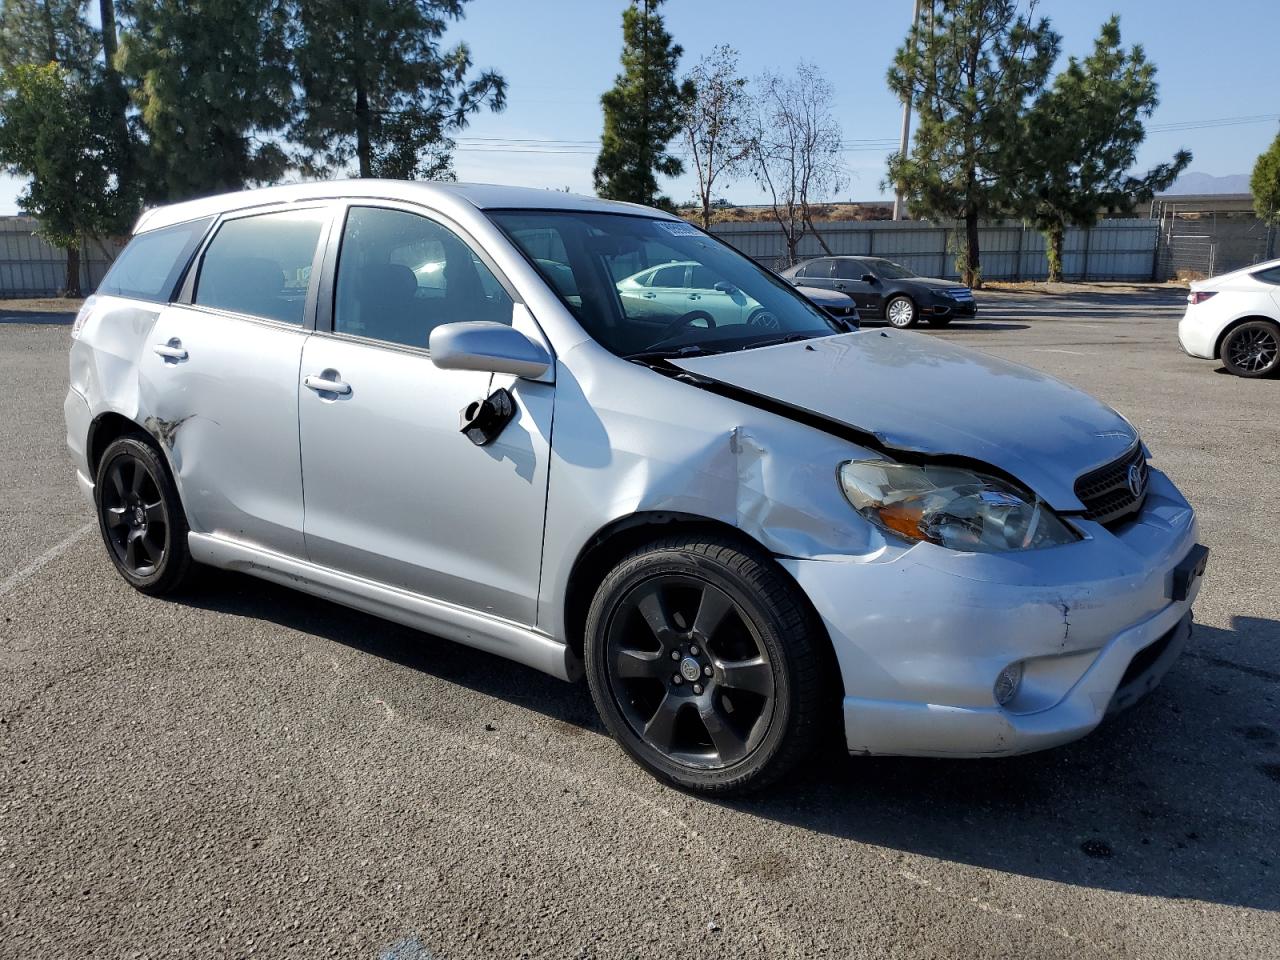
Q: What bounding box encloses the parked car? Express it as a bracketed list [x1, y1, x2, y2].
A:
[792, 284, 860, 323]
[1179, 258, 1280, 378]
[66, 181, 1205, 795]
[780, 255, 977, 328]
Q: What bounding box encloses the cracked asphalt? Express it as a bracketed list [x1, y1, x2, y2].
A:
[1, 288, 1277, 959]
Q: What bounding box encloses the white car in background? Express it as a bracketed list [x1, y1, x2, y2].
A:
[1179, 259, 1280, 378]
[617, 260, 778, 328]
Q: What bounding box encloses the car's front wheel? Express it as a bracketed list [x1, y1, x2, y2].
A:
[885, 295, 917, 328]
[1220, 320, 1280, 378]
[94, 435, 194, 595]
[584, 534, 830, 795]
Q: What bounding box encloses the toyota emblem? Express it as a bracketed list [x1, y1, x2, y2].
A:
[1127, 461, 1147, 499]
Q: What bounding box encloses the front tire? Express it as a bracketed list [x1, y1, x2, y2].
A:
[94, 435, 194, 595]
[1220, 320, 1280, 378]
[885, 295, 917, 328]
[584, 535, 830, 795]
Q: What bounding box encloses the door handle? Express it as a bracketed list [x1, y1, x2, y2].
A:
[642, 292, 656, 299]
[687, 293, 701, 300]
[153, 338, 188, 362]
[304, 373, 352, 396]
[835, 283, 847, 290]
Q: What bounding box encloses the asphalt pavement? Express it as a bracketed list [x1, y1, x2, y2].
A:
[2, 288, 1277, 959]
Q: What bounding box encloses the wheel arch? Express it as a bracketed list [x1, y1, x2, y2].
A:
[87, 411, 179, 488]
[561, 511, 833, 665]
[1212, 314, 1280, 360]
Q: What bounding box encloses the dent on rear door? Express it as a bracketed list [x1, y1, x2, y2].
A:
[137, 304, 309, 556]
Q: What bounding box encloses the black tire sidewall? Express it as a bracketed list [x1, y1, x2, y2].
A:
[584, 540, 816, 794]
[93, 436, 192, 594]
[1221, 321, 1280, 378]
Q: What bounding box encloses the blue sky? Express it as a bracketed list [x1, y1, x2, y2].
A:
[1, 0, 1276, 213]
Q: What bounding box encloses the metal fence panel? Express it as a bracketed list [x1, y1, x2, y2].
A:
[709, 218, 1161, 281]
[0, 217, 124, 297]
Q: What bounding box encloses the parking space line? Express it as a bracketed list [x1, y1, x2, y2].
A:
[0, 521, 94, 599]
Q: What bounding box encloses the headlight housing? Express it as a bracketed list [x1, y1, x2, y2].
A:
[838, 459, 1078, 553]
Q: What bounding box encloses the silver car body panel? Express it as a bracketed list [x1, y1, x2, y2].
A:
[67, 180, 1203, 757]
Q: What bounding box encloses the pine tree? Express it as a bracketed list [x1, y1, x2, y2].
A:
[1016, 17, 1189, 281]
[0, 1, 134, 294]
[289, 0, 505, 180]
[594, 0, 692, 209]
[117, 0, 294, 201]
[1251, 133, 1280, 225]
[887, 0, 1058, 287]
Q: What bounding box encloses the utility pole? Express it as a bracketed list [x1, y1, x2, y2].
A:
[892, 0, 922, 221]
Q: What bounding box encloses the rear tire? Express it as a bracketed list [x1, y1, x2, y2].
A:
[885, 295, 917, 328]
[94, 435, 194, 595]
[584, 534, 831, 795]
[1220, 320, 1280, 378]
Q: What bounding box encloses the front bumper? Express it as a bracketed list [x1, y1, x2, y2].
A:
[781, 467, 1202, 757]
[922, 299, 977, 319]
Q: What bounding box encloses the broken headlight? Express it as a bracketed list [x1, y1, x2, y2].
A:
[838, 459, 1078, 553]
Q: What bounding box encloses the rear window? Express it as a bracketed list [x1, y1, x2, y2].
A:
[1252, 266, 1280, 285]
[96, 217, 212, 303]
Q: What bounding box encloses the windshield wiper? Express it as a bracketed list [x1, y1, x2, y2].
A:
[737, 332, 818, 351]
[623, 344, 718, 364]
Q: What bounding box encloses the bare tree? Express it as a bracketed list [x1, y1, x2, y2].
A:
[749, 63, 846, 265]
[681, 45, 751, 228]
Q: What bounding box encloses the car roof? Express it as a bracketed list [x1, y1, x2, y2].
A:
[132, 179, 677, 235]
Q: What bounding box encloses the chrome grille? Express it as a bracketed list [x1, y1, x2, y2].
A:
[1074, 443, 1148, 525]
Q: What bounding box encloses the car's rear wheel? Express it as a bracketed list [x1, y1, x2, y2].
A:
[94, 435, 194, 595]
[1220, 320, 1280, 378]
[885, 295, 917, 328]
[584, 534, 830, 795]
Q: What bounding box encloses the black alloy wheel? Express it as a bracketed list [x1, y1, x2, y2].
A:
[1221, 320, 1280, 378]
[585, 535, 830, 795]
[94, 435, 194, 594]
[605, 574, 776, 768]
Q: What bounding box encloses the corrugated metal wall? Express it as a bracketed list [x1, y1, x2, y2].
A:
[708, 218, 1161, 281]
[0, 217, 125, 297]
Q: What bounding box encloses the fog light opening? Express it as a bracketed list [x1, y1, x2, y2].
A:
[994, 661, 1024, 707]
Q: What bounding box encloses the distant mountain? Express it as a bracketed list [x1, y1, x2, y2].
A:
[1163, 171, 1251, 195]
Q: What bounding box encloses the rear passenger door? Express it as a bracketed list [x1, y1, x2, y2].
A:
[797, 258, 834, 290]
[139, 205, 332, 557]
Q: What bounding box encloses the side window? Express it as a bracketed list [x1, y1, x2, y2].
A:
[194, 209, 327, 325]
[805, 259, 833, 279]
[651, 264, 686, 287]
[689, 264, 718, 290]
[1252, 266, 1280, 285]
[97, 218, 212, 302]
[334, 206, 513, 349]
[833, 259, 863, 280]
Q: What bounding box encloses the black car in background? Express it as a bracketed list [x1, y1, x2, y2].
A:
[778, 256, 977, 328]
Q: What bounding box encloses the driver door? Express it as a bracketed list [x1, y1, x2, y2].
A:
[832, 259, 879, 317]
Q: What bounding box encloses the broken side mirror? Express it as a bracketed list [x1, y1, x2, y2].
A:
[429, 321, 552, 380]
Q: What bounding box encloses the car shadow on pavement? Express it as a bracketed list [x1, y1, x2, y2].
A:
[177, 568, 604, 729]
[179, 572, 1278, 911]
[726, 616, 1280, 912]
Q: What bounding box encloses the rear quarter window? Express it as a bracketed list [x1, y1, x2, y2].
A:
[1251, 266, 1280, 285]
[96, 217, 213, 303]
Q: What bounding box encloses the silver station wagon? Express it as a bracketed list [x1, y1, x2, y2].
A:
[65, 181, 1207, 794]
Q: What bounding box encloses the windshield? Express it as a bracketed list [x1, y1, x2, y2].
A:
[488, 211, 843, 357]
[868, 258, 917, 280]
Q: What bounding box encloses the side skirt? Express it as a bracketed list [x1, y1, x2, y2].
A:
[188, 532, 582, 682]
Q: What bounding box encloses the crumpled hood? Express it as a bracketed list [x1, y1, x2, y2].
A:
[672, 330, 1138, 510]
